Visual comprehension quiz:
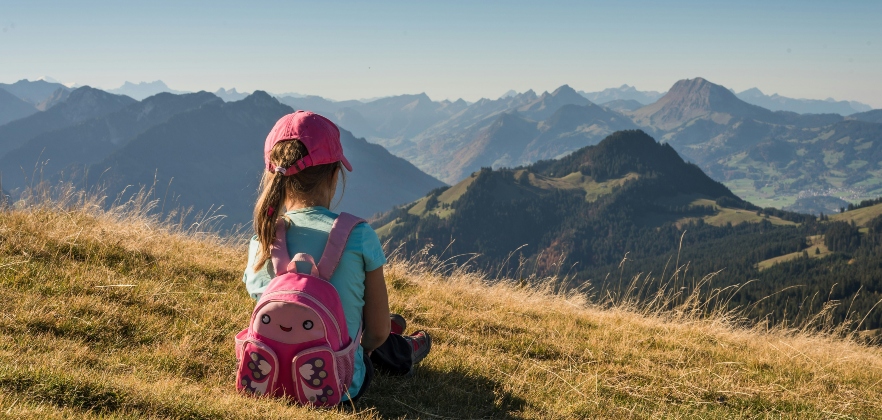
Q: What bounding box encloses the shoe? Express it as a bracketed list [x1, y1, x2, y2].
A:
[390, 314, 407, 335]
[404, 330, 432, 366]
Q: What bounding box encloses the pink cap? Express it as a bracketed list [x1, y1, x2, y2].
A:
[264, 110, 352, 176]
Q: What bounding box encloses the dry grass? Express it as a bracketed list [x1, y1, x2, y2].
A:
[1, 187, 882, 418]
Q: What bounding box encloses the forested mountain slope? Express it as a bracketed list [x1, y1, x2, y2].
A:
[375, 130, 882, 331]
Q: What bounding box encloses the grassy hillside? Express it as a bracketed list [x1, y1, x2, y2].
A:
[755, 235, 832, 270]
[2, 196, 882, 418]
[831, 202, 882, 226]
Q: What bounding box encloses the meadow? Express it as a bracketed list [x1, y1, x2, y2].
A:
[1, 188, 881, 419]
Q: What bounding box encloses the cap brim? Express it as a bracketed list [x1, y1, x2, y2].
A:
[340, 155, 353, 172]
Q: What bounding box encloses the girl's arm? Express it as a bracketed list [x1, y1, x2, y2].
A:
[361, 266, 391, 353]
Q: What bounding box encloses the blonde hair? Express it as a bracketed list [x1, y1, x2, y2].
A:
[252, 140, 344, 271]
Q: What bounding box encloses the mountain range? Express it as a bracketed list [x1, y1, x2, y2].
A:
[0, 86, 137, 159]
[0, 79, 70, 106]
[295, 76, 877, 214]
[579, 84, 665, 105]
[383, 85, 645, 183]
[107, 81, 188, 100]
[735, 87, 872, 116]
[2, 76, 881, 217]
[0, 88, 38, 126]
[620, 77, 882, 212]
[0, 88, 443, 226]
[104, 81, 257, 103]
[0, 91, 221, 191]
[82, 92, 443, 226]
[277, 93, 470, 149]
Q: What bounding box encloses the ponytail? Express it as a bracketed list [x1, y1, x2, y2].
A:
[252, 140, 344, 271]
[252, 170, 287, 271]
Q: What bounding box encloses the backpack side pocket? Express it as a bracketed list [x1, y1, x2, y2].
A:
[234, 329, 247, 364]
[333, 335, 359, 390]
[292, 346, 342, 406]
[236, 339, 279, 397]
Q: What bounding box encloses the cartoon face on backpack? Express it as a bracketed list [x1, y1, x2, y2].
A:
[252, 300, 326, 344]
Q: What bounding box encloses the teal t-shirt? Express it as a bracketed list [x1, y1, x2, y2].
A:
[242, 206, 387, 400]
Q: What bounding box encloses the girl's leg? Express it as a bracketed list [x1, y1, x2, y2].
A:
[369, 333, 414, 376]
[370, 314, 432, 376]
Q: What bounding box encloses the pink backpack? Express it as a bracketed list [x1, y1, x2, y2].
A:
[235, 213, 364, 405]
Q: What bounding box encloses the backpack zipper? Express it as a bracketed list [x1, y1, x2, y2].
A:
[256, 290, 344, 344]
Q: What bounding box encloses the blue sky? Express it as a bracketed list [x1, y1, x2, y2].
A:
[1, 0, 880, 106]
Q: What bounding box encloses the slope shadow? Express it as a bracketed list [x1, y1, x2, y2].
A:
[347, 366, 528, 419]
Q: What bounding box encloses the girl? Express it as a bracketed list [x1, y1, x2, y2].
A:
[242, 110, 431, 402]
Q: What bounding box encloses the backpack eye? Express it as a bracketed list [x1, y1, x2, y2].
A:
[261, 314, 271, 324]
[303, 320, 314, 330]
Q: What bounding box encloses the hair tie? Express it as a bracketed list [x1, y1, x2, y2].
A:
[274, 166, 287, 174]
[267, 206, 275, 217]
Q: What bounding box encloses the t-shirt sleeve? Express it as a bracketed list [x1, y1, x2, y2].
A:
[243, 235, 274, 300]
[359, 224, 387, 272]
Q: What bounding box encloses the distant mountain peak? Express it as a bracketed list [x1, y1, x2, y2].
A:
[668, 77, 714, 91]
[580, 85, 665, 106]
[214, 87, 251, 102]
[67, 85, 101, 98]
[670, 78, 738, 102]
[108, 80, 186, 100]
[551, 84, 579, 97]
[64, 86, 138, 107]
[610, 84, 640, 93]
[517, 85, 590, 121]
[499, 89, 518, 99]
[240, 90, 280, 108]
[739, 87, 765, 96]
[631, 77, 769, 130]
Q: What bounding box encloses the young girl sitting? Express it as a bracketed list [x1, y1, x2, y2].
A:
[242, 110, 431, 402]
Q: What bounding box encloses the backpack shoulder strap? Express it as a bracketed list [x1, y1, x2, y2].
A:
[317, 212, 365, 281]
[269, 216, 291, 276]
